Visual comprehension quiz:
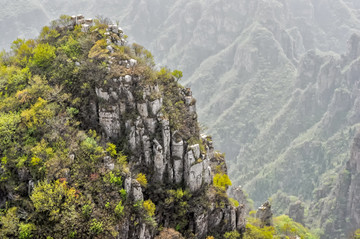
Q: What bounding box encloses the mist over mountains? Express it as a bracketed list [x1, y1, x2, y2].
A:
[2, 0, 360, 237]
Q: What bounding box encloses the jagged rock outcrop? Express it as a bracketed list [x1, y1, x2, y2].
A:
[94, 75, 243, 237]
[256, 201, 273, 228]
[67, 19, 246, 238]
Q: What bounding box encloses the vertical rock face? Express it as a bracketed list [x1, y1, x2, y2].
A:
[91, 41, 245, 237]
[310, 131, 360, 239]
[344, 132, 360, 236]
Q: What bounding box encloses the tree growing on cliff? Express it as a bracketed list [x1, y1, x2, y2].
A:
[172, 69, 183, 81]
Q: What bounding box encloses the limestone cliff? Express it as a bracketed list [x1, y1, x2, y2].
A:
[0, 15, 245, 239]
[86, 21, 245, 238]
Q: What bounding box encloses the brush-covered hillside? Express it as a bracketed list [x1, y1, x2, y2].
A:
[0, 15, 247, 238]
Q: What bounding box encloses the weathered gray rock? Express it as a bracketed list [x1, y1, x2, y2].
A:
[124, 177, 132, 198]
[69, 154, 75, 164]
[129, 59, 137, 67]
[134, 118, 145, 153]
[111, 91, 118, 100]
[81, 24, 90, 32]
[195, 212, 208, 238]
[208, 209, 223, 228]
[171, 134, 184, 159]
[137, 103, 148, 118]
[124, 75, 132, 84]
[128, 125, 136, 152]
[186, 162, 203, 192]
[132, 180, 143, 201]
[190, 144, 201, 159]
[236, 206, 246, 231]
[149, 99, 162, 116]
[203, 165, 212, 185]
[145, 118, 157, 135]
[230, 207, 237, 231]
[184, 150, 196, 177]
[106, 45, 114, 53]
[28, 180, 34, 195]
[96, 88, 110, 100]
[123, 88, 135, 104]
[119, 102, 126, 114]
[118, 220, 129, 239]
[161, 119, 171, 159]
[228, 186, 249, 210]
[142, 135, 151, 165]
[99, 108, 121, 139]
[174, 159, 183, 184]
[153, 139, 165, 182]
[184, 96, 192, 105]
[206, 141, 215, 160]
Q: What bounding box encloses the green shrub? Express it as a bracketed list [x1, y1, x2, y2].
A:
[18, 223, 36, 239]
[106, 142, 117, 157]
[30, 180, 78, 221]
[229, 198, 240, 207]
[0, 112, 21, 149]
[243, 223, 274, 239]
[31, 43, 56, 68]
[114, 201, 124, 218]
[136, 173, 148, 187]
[172, 69, 183, 81]
[120, 188, 127, 200]
[224, 230, 241, 239]
[143, 199, 156, 217]
[0, 207, 19, 237]
[213, 173, 232, 190]
[89, 219, 103, 235]
[273, 215, 319, 239]
[107, 172, 122, 186]
[82, 204, 92, 218]
[352, 229, 360, 239]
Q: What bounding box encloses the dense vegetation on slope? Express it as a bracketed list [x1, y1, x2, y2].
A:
[0, 15, 236, 238]
[0, 15, 153, 238]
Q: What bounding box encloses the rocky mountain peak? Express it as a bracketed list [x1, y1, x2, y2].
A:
[0, 14, 245, 239]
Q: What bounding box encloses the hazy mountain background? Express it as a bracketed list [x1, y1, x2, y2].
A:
[2, 0, 360, 237]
